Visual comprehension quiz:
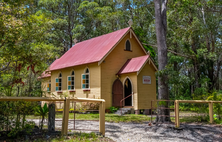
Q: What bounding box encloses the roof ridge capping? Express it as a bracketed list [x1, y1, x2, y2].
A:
[74, 27, 131, 45]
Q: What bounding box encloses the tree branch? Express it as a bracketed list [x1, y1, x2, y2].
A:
[0, 62, 11, 71]
[142, 43, 193, 58]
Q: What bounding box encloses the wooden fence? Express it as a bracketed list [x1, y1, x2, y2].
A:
[0, 97, 105, 136]
[175, 100, 222, 127]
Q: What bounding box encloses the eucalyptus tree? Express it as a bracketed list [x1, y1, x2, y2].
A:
[154, 0, 170, 122]
[37, 0, 84, 55]
[167, 0, 222, 99]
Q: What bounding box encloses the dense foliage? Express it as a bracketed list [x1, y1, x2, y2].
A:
[1, 0, 220, 99]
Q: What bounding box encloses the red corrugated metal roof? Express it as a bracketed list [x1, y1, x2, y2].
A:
[50, 27, 131, 71]
[117, 55, 149, 75]
[38, 70, 51, 79]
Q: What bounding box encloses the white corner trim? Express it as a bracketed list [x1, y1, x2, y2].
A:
[130, 30, 132, 38]
[149, 58, 158, 71]
[137, 57, 158, 75]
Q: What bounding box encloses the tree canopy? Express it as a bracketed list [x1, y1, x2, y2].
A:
[0, 0, 222, 100]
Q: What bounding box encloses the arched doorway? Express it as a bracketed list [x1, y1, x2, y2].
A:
[112, 79, 123, 107]
[124, 78, 132, 106]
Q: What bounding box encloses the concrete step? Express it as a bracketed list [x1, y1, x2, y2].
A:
[115, 108, 133, 115]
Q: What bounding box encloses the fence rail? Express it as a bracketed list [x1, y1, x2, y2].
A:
[0, 97, 105, 136]
[51, 101, 100, 132]
[175, 100, 222, 127]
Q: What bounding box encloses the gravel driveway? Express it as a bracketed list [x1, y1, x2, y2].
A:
[31, 119, 222, 142]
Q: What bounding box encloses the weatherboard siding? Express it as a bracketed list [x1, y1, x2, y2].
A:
[137, 62, 156, 109]
[41, 77, 51, 97]
[49, 62, 101, 99]
[101, 32, 146, 109]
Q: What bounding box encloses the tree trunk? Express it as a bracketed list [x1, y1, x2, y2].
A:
[41, 116, 44, 130]
[154, 0, 170, 122]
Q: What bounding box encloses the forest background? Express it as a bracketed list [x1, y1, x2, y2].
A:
[1, 0, 222, 103]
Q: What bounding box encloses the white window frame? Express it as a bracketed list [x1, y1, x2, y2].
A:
[47, 80, 51, 92]
[81, 68, 90, 90]
[56, 73, 62, 92]
[125, 39, 132, 51]
[67, 70, 75, 91]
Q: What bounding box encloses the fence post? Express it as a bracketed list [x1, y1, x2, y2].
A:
[62, 98, 70, 135]
[175, 100, 180, 127]
[174, 101, 176, 127]
[209, 102, 213, 123]
[99, 101, 105, 136]
[48, 103, 55, 132]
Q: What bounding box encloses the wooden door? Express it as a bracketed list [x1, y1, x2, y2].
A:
[112, 79, 123, 107]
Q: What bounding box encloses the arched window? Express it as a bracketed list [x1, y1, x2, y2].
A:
[68, 71, 75, 90]
[47, 80, 51, 92]
[125, 40, 131, 51]
[56, 73, 62, 91]
[82, 68, 90, 89]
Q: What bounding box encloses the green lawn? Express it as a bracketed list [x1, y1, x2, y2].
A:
[27, 111, 211, 124]
[19, 132, 113, 142]
[50, 132, 112, 142]
[27, 113, 152, 123]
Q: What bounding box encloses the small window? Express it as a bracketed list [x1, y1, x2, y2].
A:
[85, 68, 89, 73]
[56, 73, 62, 91]
[82, 68, 90, 89]
[47, 80, 51, 92]
[68, 71, 75, 90]
[125, 40, 131, 51]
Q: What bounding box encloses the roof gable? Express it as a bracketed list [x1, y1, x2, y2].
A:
[117, 55, 150, 75]
[98, 28, 147, 65]
[117, 55, 157, 75]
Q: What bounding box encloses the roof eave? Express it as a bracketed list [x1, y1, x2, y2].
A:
[50, 61, 99, 71]
[116, 71, 138, 75]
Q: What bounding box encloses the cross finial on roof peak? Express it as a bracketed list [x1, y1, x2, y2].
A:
[128, 19, 133, 27]
[73, 38, 78, 44]
[147, 51, 150, 55]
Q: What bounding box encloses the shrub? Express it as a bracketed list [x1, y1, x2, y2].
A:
[35, 103, 48, 130]
[109, 107, 118, 113]
[0, 101, 38, 137]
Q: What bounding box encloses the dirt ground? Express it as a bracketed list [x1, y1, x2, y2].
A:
[25, 119, 222, 142]
[146, 123, 222, 142]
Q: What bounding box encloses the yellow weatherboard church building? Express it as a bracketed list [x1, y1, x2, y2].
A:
[40, 27, 157, 113]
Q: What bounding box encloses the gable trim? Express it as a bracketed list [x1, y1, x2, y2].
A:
[137, 58, 158, 75]
[98, 29, 130, 65]
[130, 29, 147, 54]
[137, 58, 149, 75]
[98, 27, 147, 65]
[149, 58, 158, 71]
[150, 59, 158, 71]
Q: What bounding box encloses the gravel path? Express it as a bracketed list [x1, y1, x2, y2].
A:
[30, 119, 222, 142]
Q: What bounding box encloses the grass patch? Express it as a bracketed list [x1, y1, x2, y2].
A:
[26, 113, 152, 123]
[26, 111, 213, 124]
[105, 114, 151, 123]
[50, 132, 112, 142]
